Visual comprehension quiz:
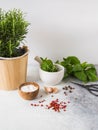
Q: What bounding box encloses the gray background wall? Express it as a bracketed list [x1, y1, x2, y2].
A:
[1, 0, 98, 64]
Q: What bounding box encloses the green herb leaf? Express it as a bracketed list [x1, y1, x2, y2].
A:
[85, 68, 98, 81]
[63, 56, 80, 65]
[72, 64, 83, 72]
[59, 56, 98, 82]
[74, 71, 87, 82]
[41, 57, 58, 72]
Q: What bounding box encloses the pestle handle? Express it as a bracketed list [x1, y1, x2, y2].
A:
[34, 56, 42, 65]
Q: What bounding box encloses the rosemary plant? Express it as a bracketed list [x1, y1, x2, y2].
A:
[0, 9, 30, 57]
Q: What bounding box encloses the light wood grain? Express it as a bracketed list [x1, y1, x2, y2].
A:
[0, 53, 28, 90]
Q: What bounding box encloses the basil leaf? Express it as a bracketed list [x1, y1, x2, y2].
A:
[74, 71, 88, 82]
[41, 58, 58, 72]
[85, 68, 98, 81]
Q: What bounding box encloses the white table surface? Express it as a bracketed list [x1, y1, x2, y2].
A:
[0, 62, 98, 130]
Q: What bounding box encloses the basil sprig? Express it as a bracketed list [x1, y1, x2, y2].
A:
[59, 56, 98, 82]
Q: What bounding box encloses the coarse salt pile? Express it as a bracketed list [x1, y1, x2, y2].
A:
[21, 85, 37, 92]
[18, 82, 39, 100]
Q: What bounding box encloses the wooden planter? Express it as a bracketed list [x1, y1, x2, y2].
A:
[0, 52, 28, 90]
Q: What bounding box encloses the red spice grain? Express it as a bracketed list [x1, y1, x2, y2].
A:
[31, 99, 69, 112]
[45, 99, 68, 112]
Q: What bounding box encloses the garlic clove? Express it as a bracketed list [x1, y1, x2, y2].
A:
[53, 87, 59, 93]
[44, 87, 53, 93]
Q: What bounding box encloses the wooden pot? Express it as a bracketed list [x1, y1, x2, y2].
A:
[0, 51, 28, 90]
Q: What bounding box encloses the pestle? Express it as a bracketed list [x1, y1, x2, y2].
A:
[34, 56, 42, 65]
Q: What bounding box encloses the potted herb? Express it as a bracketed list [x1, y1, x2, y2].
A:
[0, 8, 30, 90]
